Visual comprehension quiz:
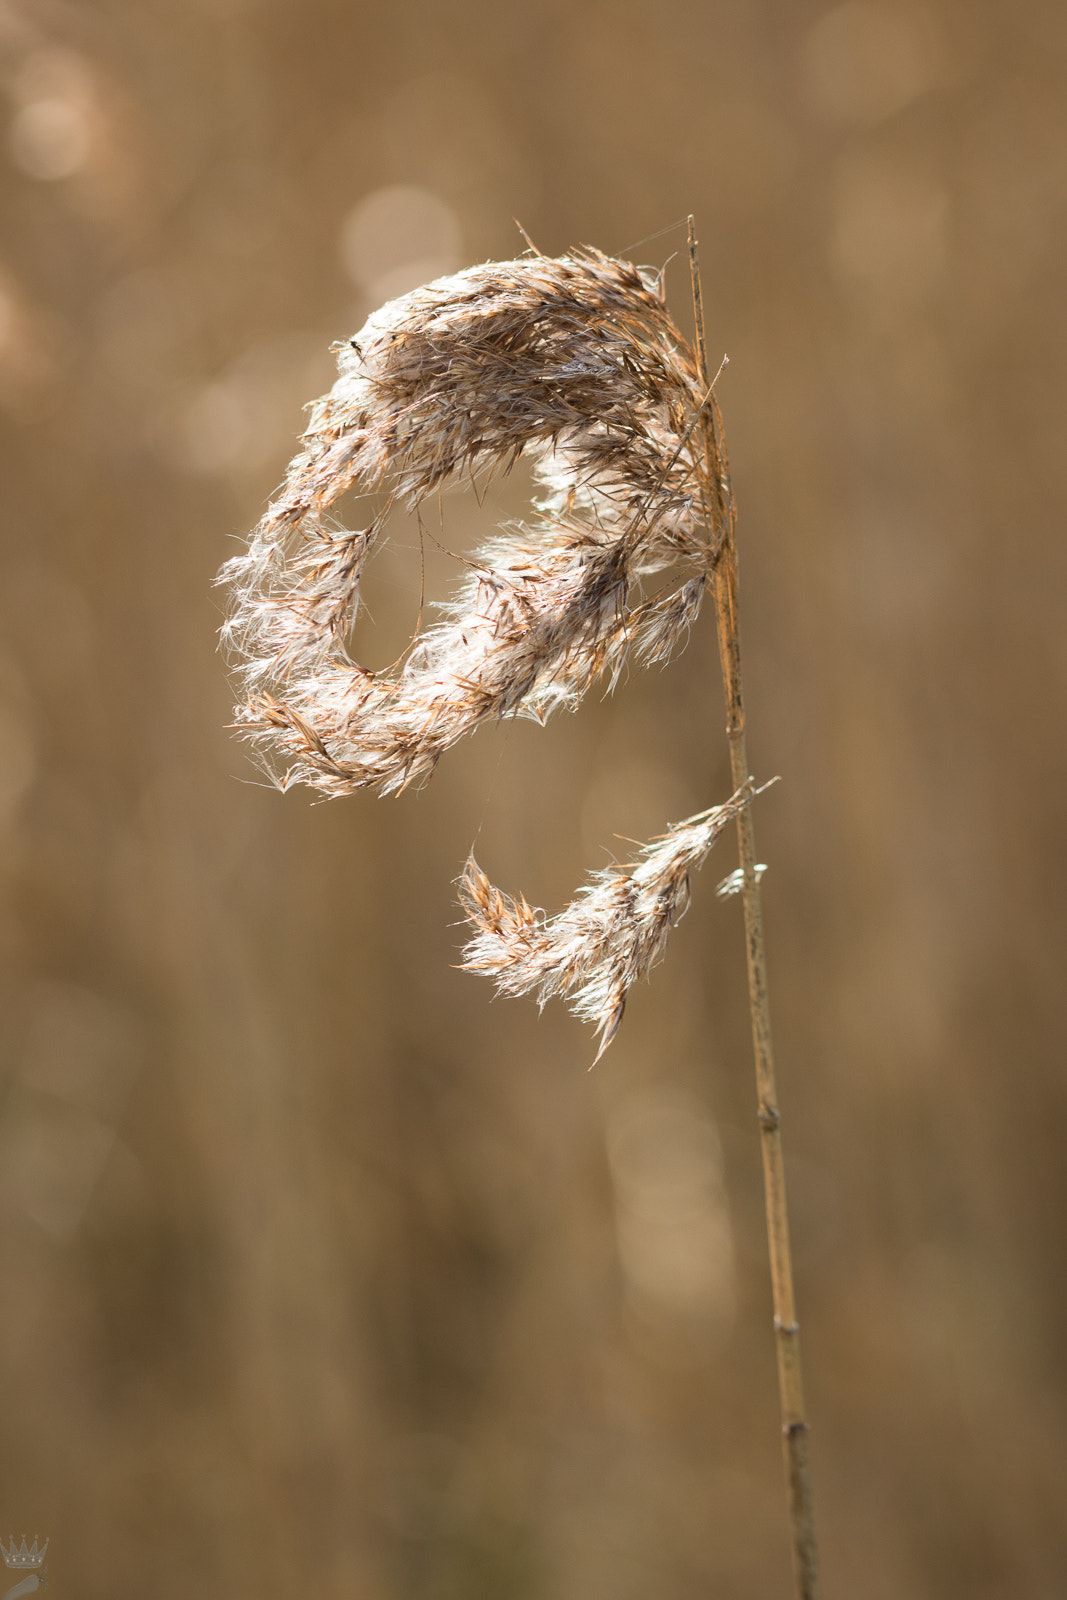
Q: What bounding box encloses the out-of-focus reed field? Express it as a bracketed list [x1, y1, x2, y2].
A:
[1, 0, 1065, 1595]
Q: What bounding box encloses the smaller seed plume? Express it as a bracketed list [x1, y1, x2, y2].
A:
[458, 783, 767, 1062]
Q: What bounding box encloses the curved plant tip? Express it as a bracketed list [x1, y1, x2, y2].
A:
[458, 781, 773, 1063]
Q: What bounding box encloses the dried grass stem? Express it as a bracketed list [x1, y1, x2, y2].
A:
[689, 218, 822, 1600]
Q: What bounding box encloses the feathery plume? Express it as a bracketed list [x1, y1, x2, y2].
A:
[458, 783, 766, 1062]
[219, 251, 723, 796]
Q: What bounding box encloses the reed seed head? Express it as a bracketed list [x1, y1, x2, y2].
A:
[219, 244, 750, 1057]
[219, 250, 724, 796]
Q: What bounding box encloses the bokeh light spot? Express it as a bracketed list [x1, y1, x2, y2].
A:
[801, 2, 942, 125]
[340, 184, 462, 305]
[9, 96, 89, 179]
[608, 1091, 735, 1335]
[831, 153, 950, 305]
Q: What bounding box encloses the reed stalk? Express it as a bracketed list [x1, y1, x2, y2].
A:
[688, 218, 822, 1600]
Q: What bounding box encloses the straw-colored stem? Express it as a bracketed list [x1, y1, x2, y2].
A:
[689, 219, 822, 1600]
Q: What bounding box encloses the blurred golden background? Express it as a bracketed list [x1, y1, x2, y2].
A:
[1, 0, 1065, 1594]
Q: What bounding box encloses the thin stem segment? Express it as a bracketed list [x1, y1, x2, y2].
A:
[688, 217, 822, 1600]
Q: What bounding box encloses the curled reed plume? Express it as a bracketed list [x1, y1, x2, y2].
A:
[459, 783, 762, 1062]
[220, 251, 719, 797]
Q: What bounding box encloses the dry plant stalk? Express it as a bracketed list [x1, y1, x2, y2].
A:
[220, 233, 820, 1597]
[688, 219, 821, 1599]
